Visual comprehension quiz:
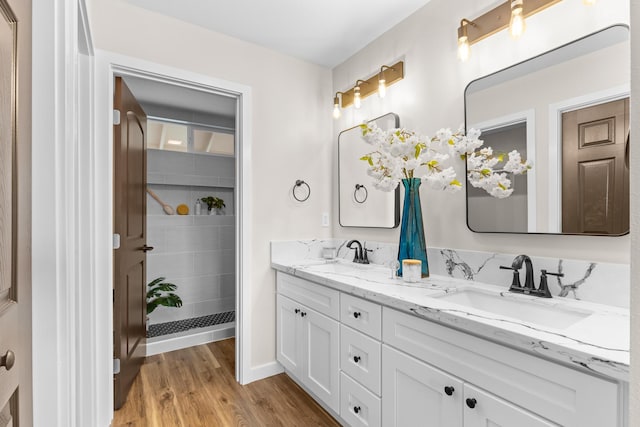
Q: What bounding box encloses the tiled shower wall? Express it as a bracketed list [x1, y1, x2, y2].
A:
[146, 149, 235, 325]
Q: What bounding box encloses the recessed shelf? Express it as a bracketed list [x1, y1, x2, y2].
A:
[148, 174, 235, 188]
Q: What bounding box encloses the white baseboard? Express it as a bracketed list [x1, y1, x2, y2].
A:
[146, 322, 235, 356]
[240, 361, 284, 384]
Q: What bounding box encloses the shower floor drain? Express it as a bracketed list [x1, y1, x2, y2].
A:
[148, 310, 235, 338]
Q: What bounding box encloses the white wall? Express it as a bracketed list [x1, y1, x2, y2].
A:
[86, 0, 333, 370]
[332, 0, 630, 264]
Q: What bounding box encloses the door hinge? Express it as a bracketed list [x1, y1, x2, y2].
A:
[113, 109, 121, 125]
[113, 358, 121, 375]
[113, 233, 121, 250]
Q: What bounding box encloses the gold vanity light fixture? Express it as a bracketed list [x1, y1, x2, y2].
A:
[509, 0, 526, 39]
[457, 19, 474, 62]
[333, 92, 343, 119]
[333, 61, 404, 115]
[378, 65, 398, 98]
[353, 79, 368, 109]
[457, 0, 565, 61]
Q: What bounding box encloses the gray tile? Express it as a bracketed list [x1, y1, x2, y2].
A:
[147, 252, 194, 279]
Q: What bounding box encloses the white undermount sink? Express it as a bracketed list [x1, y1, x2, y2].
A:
[435, 288, 593, 330]
[305, 261, 387, 275]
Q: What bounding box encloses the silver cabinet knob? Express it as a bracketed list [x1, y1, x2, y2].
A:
[1, 350, 15, 371]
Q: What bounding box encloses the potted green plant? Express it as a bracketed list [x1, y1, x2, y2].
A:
[147, 277, 183, 314]
[201, 196, 225, 215]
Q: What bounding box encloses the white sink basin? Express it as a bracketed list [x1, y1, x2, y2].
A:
[305, 262, 388, 275]
[435, 288, 593, 329]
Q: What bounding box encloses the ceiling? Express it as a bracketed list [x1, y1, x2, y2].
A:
[127, 0, 433, 68]
[123, 75, 237, 117]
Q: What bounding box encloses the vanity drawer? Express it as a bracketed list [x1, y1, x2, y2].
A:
[340, 293, 382, 339]
[382, 307, 619, 427]
[340, 372, 381, 427]
[341, 325, 381, 395]
[276, 272, 340, 319]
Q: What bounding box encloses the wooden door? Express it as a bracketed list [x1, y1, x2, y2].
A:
[382, 345, 463, 427]
[562, 98, 629, 234]
[463, 384, 557, 427]
[113, 77, 148, 409]
[0, 0, 22, 424]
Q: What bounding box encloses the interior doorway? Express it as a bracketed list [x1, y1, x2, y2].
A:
[97, 52, 254, 415]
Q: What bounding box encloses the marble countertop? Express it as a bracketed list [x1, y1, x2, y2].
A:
[272, 258, 629, 382]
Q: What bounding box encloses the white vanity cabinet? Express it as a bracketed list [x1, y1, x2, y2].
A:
[276, 274, 341, 413]
[382, 345, 463, 427]
[339, 294, 383, 427]
[275, 272, 624, 427]
[383, 345, 555, 427]
[383, 307, 620, 427]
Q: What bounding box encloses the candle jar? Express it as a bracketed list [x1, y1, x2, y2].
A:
[402, 259, 422, 283]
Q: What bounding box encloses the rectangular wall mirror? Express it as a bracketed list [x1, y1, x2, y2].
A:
[338, 113, 400, 228]
[465, 24, 629, 236]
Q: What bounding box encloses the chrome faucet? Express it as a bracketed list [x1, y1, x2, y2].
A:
[346, 240, 369, 264]
[500, 254, 563, 298]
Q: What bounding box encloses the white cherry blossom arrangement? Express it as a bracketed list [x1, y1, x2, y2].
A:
[359, 123, 532, 198]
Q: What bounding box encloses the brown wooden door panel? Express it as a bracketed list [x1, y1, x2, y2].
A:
[114, 77, 147, 409]
[562, 98, 629, 234]
[126, 112, 145, 239]
[578, 158, 615, 233]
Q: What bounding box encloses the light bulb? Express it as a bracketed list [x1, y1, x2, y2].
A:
[582, 0, 596, 4]
[354, 86, 361, 109]
[378, 78, 386, 98]
[509, 0, 526, 40]
[458, 35, 470, 61]
[333, 104, 340, 119]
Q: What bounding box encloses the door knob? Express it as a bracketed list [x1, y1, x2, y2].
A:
[466, 398, 477, 409]
[353, 356, 361, 363]
[444, 386, 455, 396]
[353, 406, 361, 414]
[141, 245, 154, 252]
[0, 350, 15, 371]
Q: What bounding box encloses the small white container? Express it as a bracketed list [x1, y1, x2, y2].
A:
[402, 259, 422, 283]
[322, 246, 337, 259]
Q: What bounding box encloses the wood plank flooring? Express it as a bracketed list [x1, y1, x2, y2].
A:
[112, 338, 342, 427]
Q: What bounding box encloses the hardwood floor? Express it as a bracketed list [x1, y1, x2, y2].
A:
[112, 338, 341, 426]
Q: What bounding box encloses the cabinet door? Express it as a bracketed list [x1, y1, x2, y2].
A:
[276, 294, 303, 378]
[302, 306, 340, 413]
[382, 345, 463, 427]
[464, 384, 558, 427]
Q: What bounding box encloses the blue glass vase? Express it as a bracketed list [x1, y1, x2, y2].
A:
[398, 178, 429, 277]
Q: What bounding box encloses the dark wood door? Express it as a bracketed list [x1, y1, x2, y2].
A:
[562, 98, 629, 234]
[113, 77, 148, 409]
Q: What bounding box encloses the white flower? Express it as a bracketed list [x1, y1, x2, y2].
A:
[360, 123, 531, 198]
[504, 150, 533, 174]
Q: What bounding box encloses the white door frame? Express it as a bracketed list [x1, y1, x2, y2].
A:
[93, 50, 253, 414]
[469, 110, 537, 232]
[547, 84, 630, 232]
